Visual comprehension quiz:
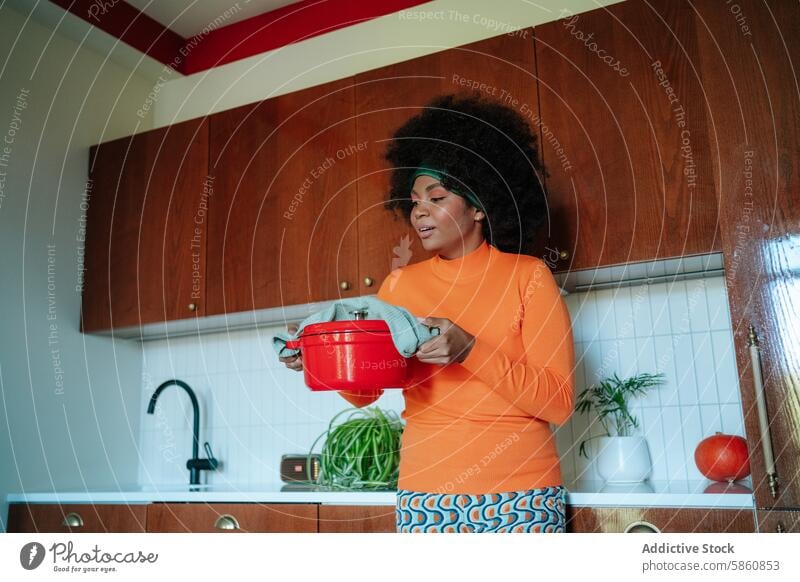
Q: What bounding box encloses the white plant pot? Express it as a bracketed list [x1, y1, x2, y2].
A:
[595, 436, 652, 483]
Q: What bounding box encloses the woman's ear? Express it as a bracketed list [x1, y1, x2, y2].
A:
[473, 208, 486, 222]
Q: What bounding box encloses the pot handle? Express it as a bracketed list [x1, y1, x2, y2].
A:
[285, 339, 301, 350]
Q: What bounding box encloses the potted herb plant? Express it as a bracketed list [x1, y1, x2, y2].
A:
[575, 372, 665, 483]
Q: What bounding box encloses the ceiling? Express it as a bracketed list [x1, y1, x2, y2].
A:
[125, 0, 303, 37]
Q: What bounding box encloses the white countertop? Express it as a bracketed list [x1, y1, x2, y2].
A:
[6, 479, 754, 508]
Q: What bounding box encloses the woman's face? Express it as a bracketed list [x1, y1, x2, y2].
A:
[409, 174, 485, 258]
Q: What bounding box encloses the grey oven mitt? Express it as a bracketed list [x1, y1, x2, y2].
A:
[272, 296, 439, 359]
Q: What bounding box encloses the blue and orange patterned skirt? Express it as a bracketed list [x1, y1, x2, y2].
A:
[396, 485, 566, 533]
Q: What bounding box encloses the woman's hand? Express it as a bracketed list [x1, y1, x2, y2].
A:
[279, 323, 303, 372]
[279, 352, 303, 371]
[415, 317, 476, 366]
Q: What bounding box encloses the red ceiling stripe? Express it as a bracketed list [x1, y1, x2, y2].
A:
[49, 0, 184, 71]
[50, 0, 433, 75]
[181, 0, 433, 75]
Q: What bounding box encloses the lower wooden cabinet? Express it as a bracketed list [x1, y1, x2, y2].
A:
[145, 503, 317, 533]
[567, 507, 756, 533]
[8, 503, 764, 533]
[755, 509, 800, 533]
[7, 504, 147, 533]
[318, 505, 396, 533]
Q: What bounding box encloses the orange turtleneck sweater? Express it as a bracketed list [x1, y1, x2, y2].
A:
[340, 240, 575, 494]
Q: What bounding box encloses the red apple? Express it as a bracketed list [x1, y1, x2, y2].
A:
[695, 432, 751, 482]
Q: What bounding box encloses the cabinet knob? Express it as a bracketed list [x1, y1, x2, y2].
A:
[214, 514, 240, 531]
[623, 520, 660, 533]
[363, 277, 374, 288]
[339, 281, 351, 291]
[62, 512, 84, 528]
[559, 250, 570, 260]
[187, 303, 197, 312]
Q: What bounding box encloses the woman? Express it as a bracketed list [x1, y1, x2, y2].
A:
[281, 93, 575, 533]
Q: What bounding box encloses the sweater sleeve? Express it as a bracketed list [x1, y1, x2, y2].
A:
[458, 259, 575, 426]
[336, 273, 399, 408]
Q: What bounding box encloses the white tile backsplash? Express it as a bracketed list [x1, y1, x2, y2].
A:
[558, 273, 745, 485]
[137, 268, 744, 489]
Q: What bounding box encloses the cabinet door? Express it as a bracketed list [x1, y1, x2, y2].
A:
[6, 504, 147, 533]
[82, 119, 209, 330]
[318, 505, 395, 532]
[207, 79, 359, 314]
[145, 503, 317, 532]
[355, 31, 541, 293]
[534, 0, 719, 271]
[693, 0, 800, 509]
[567, 506, 755, 533]
[756, 509, 800, 533]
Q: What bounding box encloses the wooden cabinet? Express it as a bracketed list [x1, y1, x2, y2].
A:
[10, 502, 769, 533]
[567, 506, 755, 533]
[354, 31, 542, 291]
[534, 1, 719, 271]
[81, 118, 210, 331]
[318, 504, 396, 532]
[692, 0, 800, 510]
[207, 79, 360, 314]
[6, 504, 147, 533]
[145, 503, 317, 532]
[756, 509, 800, 533]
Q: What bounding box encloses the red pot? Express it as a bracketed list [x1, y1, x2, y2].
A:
[286, 318, 410, 392]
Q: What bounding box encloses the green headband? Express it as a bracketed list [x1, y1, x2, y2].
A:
[409, 166, 484, 211]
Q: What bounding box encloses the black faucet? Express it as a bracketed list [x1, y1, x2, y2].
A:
[147, 379, 219, 486]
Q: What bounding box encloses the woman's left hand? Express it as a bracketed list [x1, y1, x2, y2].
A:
[415, 317, 476, 365]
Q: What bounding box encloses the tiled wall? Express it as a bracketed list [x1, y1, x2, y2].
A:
[138, 329, 405, 487]
[137, 267, 745, 488]
[556, 274, 745, 484]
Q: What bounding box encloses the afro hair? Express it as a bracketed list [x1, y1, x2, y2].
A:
[383, 92, 548, 254]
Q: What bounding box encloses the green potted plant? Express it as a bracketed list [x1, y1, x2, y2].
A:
[575, 372, 665, 483]
[308, 406, 403, 490]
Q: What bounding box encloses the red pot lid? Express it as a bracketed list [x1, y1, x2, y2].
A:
[300, 319, 390, 337]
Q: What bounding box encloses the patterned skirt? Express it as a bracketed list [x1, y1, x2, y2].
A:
[396, 485, 566, 533]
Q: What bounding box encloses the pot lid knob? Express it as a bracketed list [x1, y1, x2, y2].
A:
[349, 309, 368, 320]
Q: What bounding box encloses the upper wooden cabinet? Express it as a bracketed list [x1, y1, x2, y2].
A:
[692, 0, 800, 510]
[207, 79, 360, 314]
[81, 118, 209, 331]
[534, 1, 720, 270]
[354, 30, 542, 291]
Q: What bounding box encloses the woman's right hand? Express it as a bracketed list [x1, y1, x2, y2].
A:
[279, 323, 303, 372]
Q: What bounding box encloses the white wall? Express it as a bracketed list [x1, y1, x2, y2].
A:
[0, 5, 156, 528]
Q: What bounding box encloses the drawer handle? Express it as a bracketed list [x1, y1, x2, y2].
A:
[62, 512, 84, 528]
[624, 520, 660, 533]
[748, 325, 779, 498]
[214, 514, 240, 531]
[776, 522, 785, 533]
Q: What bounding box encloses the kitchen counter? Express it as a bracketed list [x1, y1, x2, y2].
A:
[6, 479, 754, 508]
